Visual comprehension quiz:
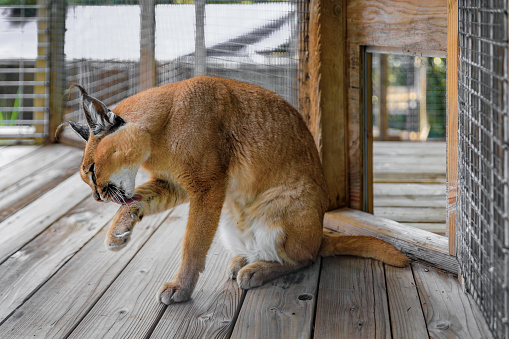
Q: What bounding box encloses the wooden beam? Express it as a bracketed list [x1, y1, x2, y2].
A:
[307, 0, 348, 210]
[48, 0, 67, 143]
[446, 0, 459, 255]
[139, 0, 156, 91]
[324, 208, 458, 273]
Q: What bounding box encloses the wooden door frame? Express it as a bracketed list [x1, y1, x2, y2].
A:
[303, 0, 460, 272]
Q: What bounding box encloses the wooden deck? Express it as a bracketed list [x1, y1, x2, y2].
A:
[0, 144, 492, 338]
[373, 141, 447, 235]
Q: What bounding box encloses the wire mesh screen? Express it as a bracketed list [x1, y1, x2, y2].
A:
[0, 1, 50, 142]
[64, 2, 140, 121]
[62, 0, 303, 125]
[457, 1, 509, 338]
[371, 54, 447, 141]
[155, 0, 300, 107]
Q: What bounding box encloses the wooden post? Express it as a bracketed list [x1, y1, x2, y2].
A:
[35, 0, 49, 144]
[48, 0, 66, 143]
[194, 0, 206, 77]
[140, 0, 156, 91]
[378, 54, 388, 141]
[418, 59, 429, 141]
[305, 0, 348, 210]
[447, 0, 459, 256]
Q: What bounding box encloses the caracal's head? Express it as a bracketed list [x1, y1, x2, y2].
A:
[58, 85, 150, 205]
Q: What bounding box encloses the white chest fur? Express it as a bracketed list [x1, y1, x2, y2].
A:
[218, 211, 284, 264]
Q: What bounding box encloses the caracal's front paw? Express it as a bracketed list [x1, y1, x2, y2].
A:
[227, 256, 248, 280]
[157, 282, 192, 305]
[236, 265, 265, 290]
[105, 210, 139, 251]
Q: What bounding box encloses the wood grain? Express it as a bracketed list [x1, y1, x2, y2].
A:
[347, 0, 447, 52]
[150, 237, 243, 338]
[0, 149, 82, 221]
[307, 0, 348, 210]
[373, 206, 446, 223]
[0, 145, 40, 169]
[0, 207, 174, 338]
[0, 144, 73, 191]
[413, 263, 493, 338]
[324, 208, 457, 273]
[67, 206, 189, 339]
[314, 257, 390, 339]
[0, 172, 90, 263]
[231, 259, 320, 339]
[0, 198, 117, 323]
[385, 264, 428, 338]
[446, 0, 459, 255]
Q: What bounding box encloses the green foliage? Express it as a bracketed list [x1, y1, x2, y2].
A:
[426, 58, 446, 138]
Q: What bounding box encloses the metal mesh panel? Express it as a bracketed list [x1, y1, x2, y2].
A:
[64, 2, 140, 121]
[371, 54, 447, 141]
[0, 1, 50, 142]
[155, 0, 301, 108]
[457, 1, 509, 338]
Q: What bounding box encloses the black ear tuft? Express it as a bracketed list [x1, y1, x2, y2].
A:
[55, 120, 90, 141]
[72, 84, 123, 136]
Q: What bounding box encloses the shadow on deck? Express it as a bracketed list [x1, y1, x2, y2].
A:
[0, 144, 491, 338]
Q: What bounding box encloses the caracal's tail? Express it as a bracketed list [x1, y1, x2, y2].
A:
[319, 234, 411, 267]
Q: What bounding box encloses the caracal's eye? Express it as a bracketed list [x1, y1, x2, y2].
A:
[89, 163, 97, 184]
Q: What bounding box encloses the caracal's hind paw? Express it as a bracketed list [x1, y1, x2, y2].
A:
[227, 255, 248, 280]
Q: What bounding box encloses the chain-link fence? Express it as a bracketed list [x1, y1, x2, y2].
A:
[457, 1, 509, 338]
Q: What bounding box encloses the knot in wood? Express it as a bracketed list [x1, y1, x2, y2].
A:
[298, 294, 313, 301]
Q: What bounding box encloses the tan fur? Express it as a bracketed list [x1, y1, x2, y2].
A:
[70, 76, 409, 305]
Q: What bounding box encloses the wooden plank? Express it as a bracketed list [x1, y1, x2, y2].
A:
[314, 257, 390, 339]
[0, 145, 40, 169]
[307, 0, 348, 210]
[373, 206, 446, 223]
[374, 196, 446, 208]
[0, 144, 73, 191]
[373, 141, 446, 154]
[374, 173, 446, 184]
[373, 154, 446, 165]
[413, 263, 493, 338]
[401, 223, 447, 235]
[446, 0, 459, 255]
[324, 208, 457, 273]
[0, 198, 117, 323]
[151, 260, 242, 339]
[374, 183, 445, 196]
[68, 205, 238, 339]
[48, 0, 66, 143]
[385, 264, 429, 338]
[231, 259, 321, 339]
[0, 207, 174, 337]
[0, 149, 82, 221]
[0, 172, 89, 263]
[347, 0, 447, 52]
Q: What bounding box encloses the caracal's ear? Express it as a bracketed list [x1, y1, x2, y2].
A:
[72, 84, 125, 137]
[55, 120, 90, 141]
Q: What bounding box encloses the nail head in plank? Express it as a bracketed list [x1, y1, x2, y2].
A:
[231, 258, 320, 339]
